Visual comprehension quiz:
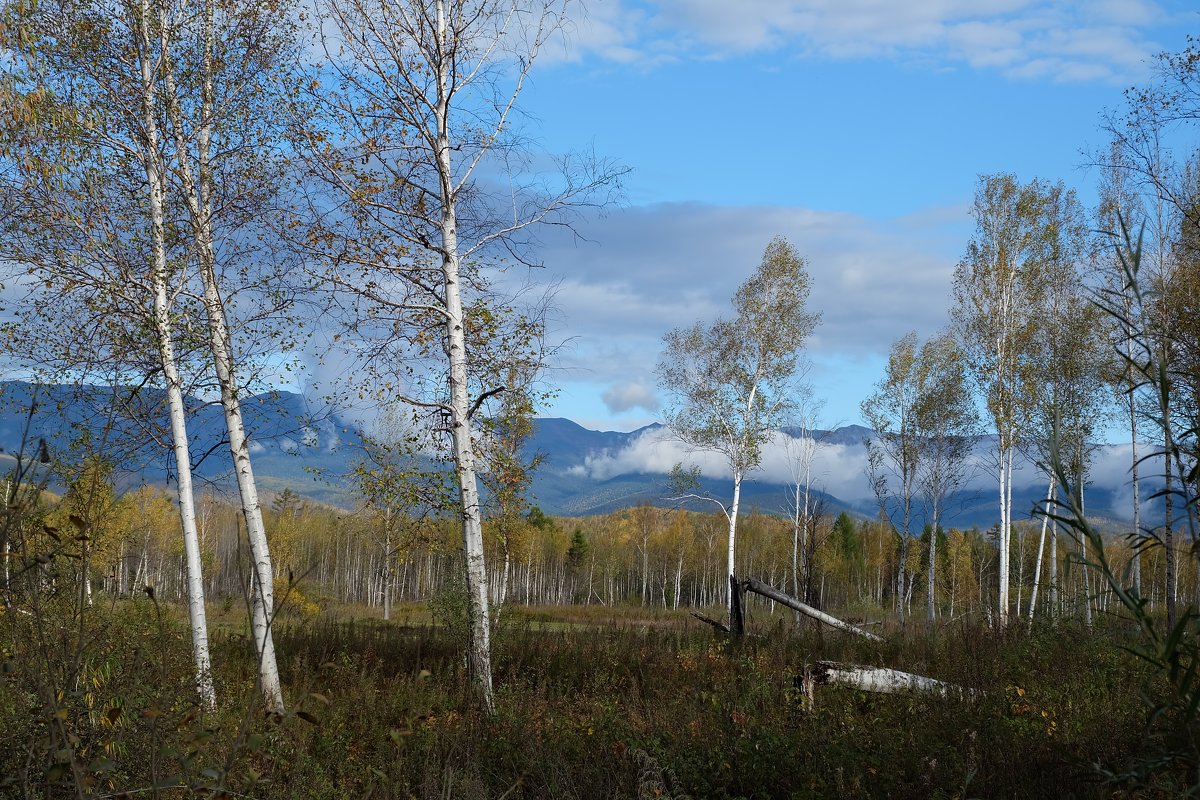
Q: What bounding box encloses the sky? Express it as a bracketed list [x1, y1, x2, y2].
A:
[499, 0, 1199, 434]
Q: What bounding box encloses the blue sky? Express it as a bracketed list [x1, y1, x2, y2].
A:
[497, 0, 1198, 434]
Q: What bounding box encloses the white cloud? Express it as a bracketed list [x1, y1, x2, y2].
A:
[549, 1, 679, 65]
[566, 425, 1157, 521]
[535, 201, 963, 395]
[556, 0, 1169, 84]
[574, 426, 716, 479]
[602, 380, 661, 413]
[572, 426, 878, 500]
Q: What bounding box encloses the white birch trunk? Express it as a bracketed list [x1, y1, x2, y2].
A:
[997, 440, 1013, 626]
[435, 0, 493, 712]
[1049, 513, 1058, 615]
[926, 494, 938, 622]
[743, 578, 882, 641]
[1080, 479, 1092, 628]
[1027, 476, 1054, 625]
[673, 549, 683, 611]
[158, 0, 284, 713]
[382, 512, 392, 622]
[812, 662, 975, 700]
[726, 469, 743, 615]
[136, 0, 215, 709]
[1128, 381, 1141, 594]
[791, 482, 801, 604]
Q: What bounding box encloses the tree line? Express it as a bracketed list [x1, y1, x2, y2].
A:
[45, 463, 1195, 635]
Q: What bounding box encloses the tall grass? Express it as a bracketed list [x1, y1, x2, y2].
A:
[1038, 217, 1200, 796]
[5, 598, 1152, 798]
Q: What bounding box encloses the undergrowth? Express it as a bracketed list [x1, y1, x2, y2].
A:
[1, 601, 1156, 799]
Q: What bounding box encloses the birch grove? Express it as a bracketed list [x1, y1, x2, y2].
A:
[0, 0, 222, 708]
[952, 174, 1047, 627]
[153, 0, 303, 714]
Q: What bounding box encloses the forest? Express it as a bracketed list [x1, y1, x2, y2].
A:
[1, 0, 1200, 797]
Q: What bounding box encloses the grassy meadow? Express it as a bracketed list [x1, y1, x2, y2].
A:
[0, 596, 1174, 799]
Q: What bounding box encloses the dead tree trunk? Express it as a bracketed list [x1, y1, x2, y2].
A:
[811, 661, 976, 700]
[741, 577, 883, 642]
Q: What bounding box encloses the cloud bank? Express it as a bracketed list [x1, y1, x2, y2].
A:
[602, 381, 661, 413]
[565, 424, 1157, 522]
[560, 0, 1173, 83]
[530, 201, 963, 422]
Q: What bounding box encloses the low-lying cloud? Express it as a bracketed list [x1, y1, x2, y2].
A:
[564, 424, 1158, 520]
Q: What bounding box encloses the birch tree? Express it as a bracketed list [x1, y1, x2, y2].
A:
[0, 0, 220, 707]
[952, 174, 1048, 627]
[913, 333, 978, 622]
[1097, 142, 1148, 597]
[300, 0, 620, 712]
[1025, 184, 1105, 624]
[860, 331, 974, 624]
[150, 0, 304, 714]
[1099, 40, 1200, 624]
[657, 237, 819, 618]
[783, 396, 825, 606]
[351, 409, 451, 621]
[862, 333, 922, 624]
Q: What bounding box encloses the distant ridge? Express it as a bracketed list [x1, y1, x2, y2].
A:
[0, 381, 1148, 530]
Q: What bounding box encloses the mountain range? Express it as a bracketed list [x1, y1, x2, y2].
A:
[0, 381, 1145, 532]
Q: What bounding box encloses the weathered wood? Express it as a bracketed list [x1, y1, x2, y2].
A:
[813, 661, 976, 700]
[729, 575, 745, 637]
[689, 610, 730, 633]
[741, 577, 883, 642]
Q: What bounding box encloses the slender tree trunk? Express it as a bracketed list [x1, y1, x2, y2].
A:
[791, 484, 801, 617]
[1129, 350, 1141, 595]
[927, 497, 939, 623]
[674, 549, 683, 611]
[996, 451, 1008, 626]
[500, 540, 511, 609]
[1166, 465, 1176, 628]
[641, 536, 649, 606]
[726, 470, 743, 616]
[1015, 522, 1025, 619]
[1028, 477, 1054, 625]
[949, 541, 957, 620]
[382, 511, 392, 621]
[434, 3, 493, 709]
[1081, 531, 1092, 627]
[159, 0, 283, 713]
[136, 1, 215, 709]
[1049, 515, 1058, 616]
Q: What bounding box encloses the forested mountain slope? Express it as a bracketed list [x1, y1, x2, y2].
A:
[0, 381, 1141, 531]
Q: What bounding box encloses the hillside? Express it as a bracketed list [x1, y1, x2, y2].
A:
[0, 381, 1145, 530]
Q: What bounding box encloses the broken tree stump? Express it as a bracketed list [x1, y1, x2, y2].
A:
[729, 575, 745, 637]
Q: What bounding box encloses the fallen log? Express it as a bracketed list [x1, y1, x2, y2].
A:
[689, 610, 730, 633]
[811, 661, 976, 700]
[741, 577, 883, 642]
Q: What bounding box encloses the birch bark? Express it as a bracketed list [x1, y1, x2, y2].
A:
[135, 2, 216, 707]
[157, 0, 284, 713]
